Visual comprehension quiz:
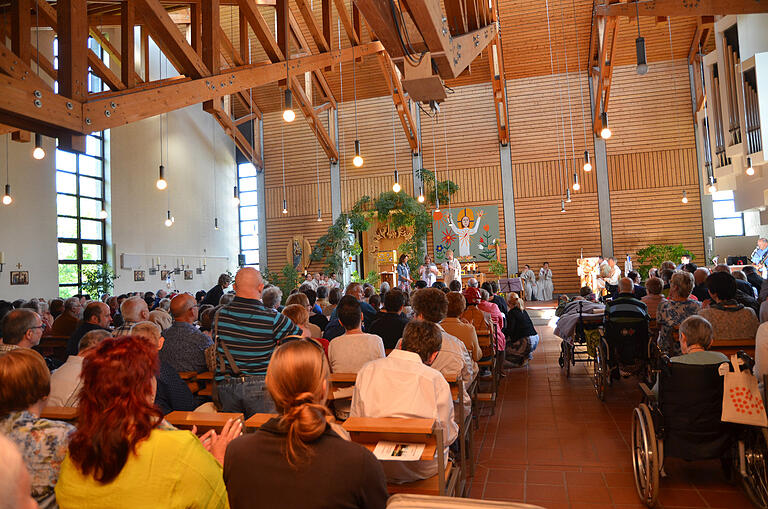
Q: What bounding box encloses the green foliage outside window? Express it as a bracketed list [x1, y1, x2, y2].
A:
[81, 264, 118, 299]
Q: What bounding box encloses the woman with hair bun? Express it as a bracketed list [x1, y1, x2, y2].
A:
[224, 339, 388, 509]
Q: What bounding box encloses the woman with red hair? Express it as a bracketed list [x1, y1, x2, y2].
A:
[55, 336, 234, 508]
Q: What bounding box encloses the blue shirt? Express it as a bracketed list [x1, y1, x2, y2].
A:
[215, 296, 301, 379]
[752, 246, 768, 264]
[159, 321, 213, 373]
[397, 263, 410, 283]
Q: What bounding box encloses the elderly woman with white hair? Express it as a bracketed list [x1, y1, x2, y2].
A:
[656, 271, 701, 357]
[262, 286, 283, 311]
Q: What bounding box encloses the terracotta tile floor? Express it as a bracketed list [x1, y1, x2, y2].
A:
[467, 311, 757, 508]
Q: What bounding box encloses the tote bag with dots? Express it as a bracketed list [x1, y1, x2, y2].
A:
[721, 354, 767, 427]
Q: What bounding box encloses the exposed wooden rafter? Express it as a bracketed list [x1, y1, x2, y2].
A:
[377, 52, 420, 153]
[588, 11, 618, 135]
[595, 0, 768, 17]
[487, 0, 508, 146]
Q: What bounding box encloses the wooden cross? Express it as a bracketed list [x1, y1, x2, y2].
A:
[16, 263, 22, 269]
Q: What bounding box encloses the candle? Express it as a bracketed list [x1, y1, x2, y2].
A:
[0, 251, 4, 264]
[181, 257, 185, 266]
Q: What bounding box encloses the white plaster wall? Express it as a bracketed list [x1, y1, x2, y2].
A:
[737, 14, 768, 61]
[0, 136, 59, 300]
[109, 105, 240, 296]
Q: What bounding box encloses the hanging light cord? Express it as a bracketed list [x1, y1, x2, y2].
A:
[667, 18, 684, 172]
[35, 1, 40, 77]
[212, 115, 217, 218]
[561, 7, 577, 180]
[315, 123, 320, 213]
[553, 16, 569, 198]
[5, 135, 9, 186]
[281, 93, 287, 205]
[338, 19, 347, 205]
[353, 51, 359, 141]
[545, 0, 565, 201]
[442, 109, 450, 212]
[159, 51, 164, 166]
[433, 114, 439, 207]
[635, 0, 642, 38]
[571, 0, 589, 151]
[392, 104, 397, 172]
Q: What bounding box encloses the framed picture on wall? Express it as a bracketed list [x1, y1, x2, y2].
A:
[184, 270, 193, 280]
[160, 270, 170, 280]
[10, 271, 29, 285]
[134, 270, 145, 282]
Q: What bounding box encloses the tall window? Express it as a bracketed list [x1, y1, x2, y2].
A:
[712, 190, 744, 237]
[55, 37, 109, 297]
[237, 162, 260, 268]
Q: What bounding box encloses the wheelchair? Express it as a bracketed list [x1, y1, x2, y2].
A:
[595, 316, 650, 401]
[631, 353, 768, 507]
[559, 301, 603, 378]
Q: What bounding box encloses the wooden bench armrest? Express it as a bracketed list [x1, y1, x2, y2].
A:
[330, 373, 358, 383]
[41, 406, 78, 421]
[343, 417, 435, 434]
[244, 413, 279, 429]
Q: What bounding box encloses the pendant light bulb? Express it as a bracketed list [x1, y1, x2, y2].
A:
[600, 112, 612, 139]
[317, 208, 322, 222]
[746, 157, 755, 176]
[392, 170, 401, 192]
[635, 37, 648, 75]
[708, 178, 717, 194]
[566, 189, 572, 203]
[164, 210, 173, 227]
[561, 199, 566, 213]
[282, 199, 288, 214]
[2, 184, 11, 205]
[214, 217, 219, 230]
[583, 151, 592, 172]
[32, 133, 45, 160]
[232, 186, 240, 205]
[572, 173, 580, 191]
[417, 187, 425, 203]
[353, 140, 364, 167]
[435, 198, 440, 213]
[156, 164, 167, 190]
[99, 208, 108, 219]
[681, 190, 688, 204]
[282, 89, 295, 123]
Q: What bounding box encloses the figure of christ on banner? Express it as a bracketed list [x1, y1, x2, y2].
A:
[432, 206, 500, 263]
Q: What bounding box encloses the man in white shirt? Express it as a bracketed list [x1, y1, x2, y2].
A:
[48, 329, 111, 406]
[328, 296, 386, 373]
[351, 320, 458, 483]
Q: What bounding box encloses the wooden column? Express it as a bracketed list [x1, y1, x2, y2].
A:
[277, 0, 290, 80]
[201, 0, 219, 111]
[57, 0, 88, 153]
[11, 0, 31, 142]
[256, 116, 269, 270]
[121, 1, 136, 88]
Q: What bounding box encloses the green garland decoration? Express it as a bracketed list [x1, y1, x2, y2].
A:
[311, 171, 458, 276]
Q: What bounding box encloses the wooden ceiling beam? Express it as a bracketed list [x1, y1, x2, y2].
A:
[289, 74, 338, 161]
[208, 99, 262, 168]
[590, 14, 618, 135]
[288, 9, 336, 107]
[487, 0, 508, 146]
[57, 0, 88, 152]
[121, 1, 137, 88]
[595, 0, 768, 17]
[134, 0, 211, 78]
[688, 15, 714, 63]
[377, 52, 420, 153]
[88, 47, 126, 90]
[11, 0, 31, 142]
[238, 0, 284, 62]
[444, 0, 466, 36]
[0, 39, 51, 92]
[80, 42, 383, 133]
[0, 73, 83, 137]
[295, 0, 330, 53]
[322, 0, 333, 53]
[333, 0, 360, 46]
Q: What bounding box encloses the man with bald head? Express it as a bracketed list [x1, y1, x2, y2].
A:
[111, 296, 150, 337]
[692, 267, 711, 302]
[66, 301, 111, 356]
[214, 267, 302, 417]
[159, 293, 213, 373]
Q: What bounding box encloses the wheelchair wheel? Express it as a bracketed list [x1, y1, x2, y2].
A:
[593, 339, 607, 401]
[740, 428, 768, 509]
[632, 404, 660, 507]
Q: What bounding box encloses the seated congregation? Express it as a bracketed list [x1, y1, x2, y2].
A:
[0, 268, 540, 508]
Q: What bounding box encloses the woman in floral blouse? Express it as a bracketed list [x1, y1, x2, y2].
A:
[656, 271, 701, 356]
[0, 348, 75, 509]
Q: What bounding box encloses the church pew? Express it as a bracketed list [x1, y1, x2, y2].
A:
[41, 406, 78, 423]
[178, 371, 214, 398]
[710, 338, 756, 358]
[165, 410, 243, 434]
[342, 417, 460, 497]
[244, 413, 278, 431]
[445, 374, 474, 491]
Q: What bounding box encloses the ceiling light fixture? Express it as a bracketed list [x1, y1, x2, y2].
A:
[351, 50, 363, 168]
[164, 210, 173, 227]
[561, 199, 566, 213]
[583, 150, 592, 172]
[282, 199, 288, 214]
[746, 156, 754, 176]
[392, 170, 401, 192]
[600, 112, 612, 139]
[708, 177, 717, 194]
[681, 190, 688, 204]
[232, 185, 240, 205]
[418, 187, 425, 203]
[32, 133, 45, 160]
[635, 1, 648, 75]
[99, 207, 108, 219]
[156, 164, 167, 190]
[282, 89, 295, 123]
[2, 137, 10, 205]
[566, 189, 572, 203]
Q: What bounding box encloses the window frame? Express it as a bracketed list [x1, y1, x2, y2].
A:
[237, 163, 260, 269]
[712, 190, 745, 237]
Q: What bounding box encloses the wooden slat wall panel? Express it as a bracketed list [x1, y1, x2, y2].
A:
[515, 192, 602, 294]
[506, 71, 595, 163]
[263, 110, 330, 188]
[511, 157, 597, 198]
[605, 61, 696, 153]
[611, 187, 705, 264]
[607, 148, 698, 191]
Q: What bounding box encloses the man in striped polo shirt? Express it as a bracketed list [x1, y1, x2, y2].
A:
[215, 267, 301, 416]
